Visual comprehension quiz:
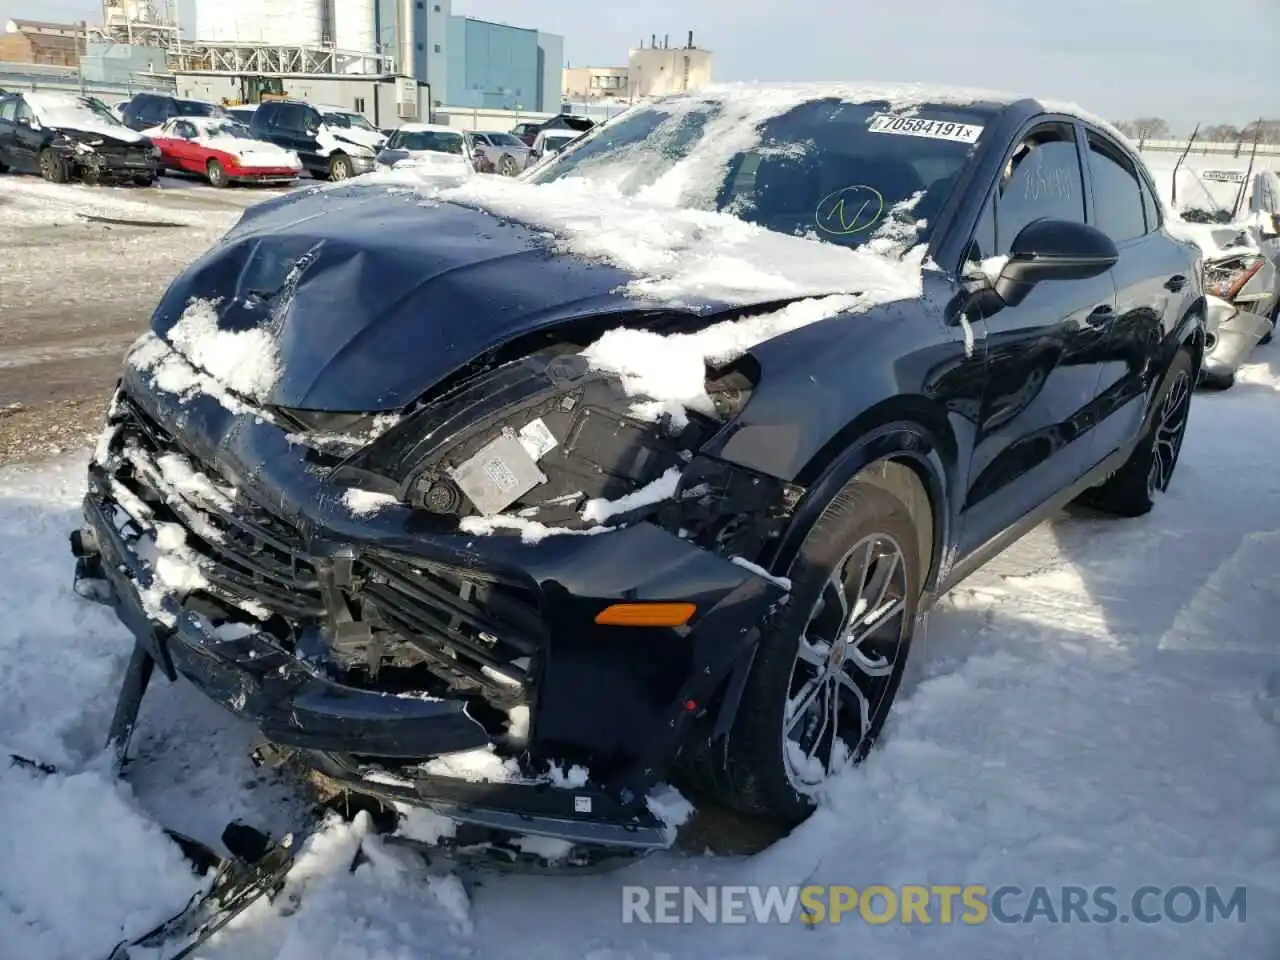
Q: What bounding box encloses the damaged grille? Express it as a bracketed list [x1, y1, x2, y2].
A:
[102, 396, 325, 620]
[98, 393, 543, 707]
[357, 556, 544, 702]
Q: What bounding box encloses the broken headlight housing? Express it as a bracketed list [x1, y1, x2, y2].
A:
[334, 347, 754, 529]
[1206, 254, 1265, 300]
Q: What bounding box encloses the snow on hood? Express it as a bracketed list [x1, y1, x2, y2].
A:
[194, 135, 300, 168]
[25, 91, 144, 143]
[379, 174, 921, 309]
[1166, 217, 1262, 261]
[321, 125, 384, 152]
[389, 150, 472, 173]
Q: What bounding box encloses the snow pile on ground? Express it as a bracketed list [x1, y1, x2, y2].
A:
[2, 355, 1280, 958]
[0, 176, 215, 228]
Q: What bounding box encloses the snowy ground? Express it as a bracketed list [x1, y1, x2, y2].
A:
[2, 347, 1278, 956]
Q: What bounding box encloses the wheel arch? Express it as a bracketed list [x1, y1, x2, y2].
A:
[768, 394, 960, 597]
[693, 399, 960, 769]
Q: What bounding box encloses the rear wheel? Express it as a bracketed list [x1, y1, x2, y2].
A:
[39, 148, 69, 183]
[206, 159, 228, 188]
[1078, 346, 1194, 517]
[714, 480, 922, 824]
[133, 174, 156, 187]
[498, 153, 519, 176]
[328, 154, 353, 181]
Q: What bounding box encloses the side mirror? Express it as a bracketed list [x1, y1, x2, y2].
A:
[993, 218, 1119, 307]
[16, 116, 31, 128]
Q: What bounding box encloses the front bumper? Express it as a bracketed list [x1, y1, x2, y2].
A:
[1203, 301, 1272, 375]
[230, 167, 301, 183]
[74, 365, 786, 843]
[78, 151, 158, 179]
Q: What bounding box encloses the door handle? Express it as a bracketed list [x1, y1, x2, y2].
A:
[1164, 275, 1188, 292]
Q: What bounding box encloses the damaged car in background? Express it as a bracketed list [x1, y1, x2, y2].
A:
[1155, 157, 1280, 388]
[0, 90, 159, 185]
[71, 84, 1205, 873]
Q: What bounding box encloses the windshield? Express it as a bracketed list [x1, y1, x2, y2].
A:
[177, 100, 225, 118]
[525, 97, 993, 252]
[389, 129, 465, 154]
[480, 132, 525, 147]
[201, 120, 252, 140]
[27, 94, 128, 130]
[324, 111, 376, 132]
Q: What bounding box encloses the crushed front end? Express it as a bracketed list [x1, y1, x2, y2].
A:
[73, 332, 796, 855]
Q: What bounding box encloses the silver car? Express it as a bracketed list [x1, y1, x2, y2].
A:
[466, 131, 531, 176]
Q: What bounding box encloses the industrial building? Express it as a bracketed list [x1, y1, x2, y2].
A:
[178, 0, 563, 117]
[0, 20, 85, 67]
[563, 32, 712, 105]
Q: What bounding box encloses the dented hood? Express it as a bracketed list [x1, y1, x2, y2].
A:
[150, 184, 715, 412]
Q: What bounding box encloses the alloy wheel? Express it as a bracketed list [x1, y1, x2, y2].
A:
[1147, 369, 1191, 498]
[781, 532, 909, 792]
[330, 157, 351, 181]
[499, 153, 519, 176]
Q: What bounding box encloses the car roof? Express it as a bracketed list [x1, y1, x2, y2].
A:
[644, 81, 1130, 143]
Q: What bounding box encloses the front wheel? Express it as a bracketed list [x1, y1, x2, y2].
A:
[206, 159, 228, 188]
[39, 148, 70, 183]
[714, 481, 923, 825]
[327, 154, 353, 181]
[1077, 346, 1194, 517]
[133, 174, 156, 187]
[498, 152, 519, 176]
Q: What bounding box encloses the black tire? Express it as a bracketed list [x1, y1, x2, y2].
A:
[0, 156, 10, 174]
[327, 154, 354, 181]
[206, 159, 228, 188]
[39, 148, 70, 183]
[1078, 347, 1194, 518]
[713, 480, 923, 825]
[1198, 368, 1235, 391]
[133, 174, 156, 187]
[498, 152, 519, 176]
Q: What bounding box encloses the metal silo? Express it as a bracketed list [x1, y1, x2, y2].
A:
[193, 0, 324, 45]
[333, 0, 377, 53]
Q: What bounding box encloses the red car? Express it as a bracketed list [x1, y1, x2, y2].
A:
[145, 116, 303, 187]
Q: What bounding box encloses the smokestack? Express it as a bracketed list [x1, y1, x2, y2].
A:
[397, 0, 416, 78]
[688, 30, 694, 48]
[651, 33, 656, 48]
[664, 34, 669, 48]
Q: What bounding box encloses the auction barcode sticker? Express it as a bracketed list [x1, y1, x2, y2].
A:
[867, 114, 984, 143]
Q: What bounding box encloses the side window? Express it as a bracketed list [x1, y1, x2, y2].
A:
[14, 99, 33, 123]
[175, 121, 196, 139]
[275, 104, 304, 132]
[994, 123, 1085, 254]
[0, 98, 17, 122]
[302, 108, 323, 132]
[1087, 134, 1146, 243]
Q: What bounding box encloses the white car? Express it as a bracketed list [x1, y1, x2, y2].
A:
[374, 123, 475, 178]
[530, 129, 582, 160]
